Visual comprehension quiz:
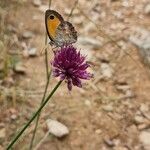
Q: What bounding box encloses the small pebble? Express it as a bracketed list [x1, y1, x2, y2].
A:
[140, 104, 149, 112]
[134, 115, 145, 124]
[28, 48, 37, 57]
[32, 0, 41, 7]
[22, 31, 34, 39]
[100, 63, 114, 79]
[14, 63, 26, 74]
[11, 114, 17, 120]
[104, 137, 115, 147]
[84, 100, 91, 107]
[139, 131, 150, 150]
[138, 123, 150, 130]
[46, 119, 69, 138]
[102, 105, 114, 112]
[144, 4, 150, 15]
[95, 129, 102, 134]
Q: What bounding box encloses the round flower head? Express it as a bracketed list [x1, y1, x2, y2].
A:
[51, 45, 93, 90]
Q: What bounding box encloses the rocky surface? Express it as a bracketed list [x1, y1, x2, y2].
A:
[0, 0, 150, 149]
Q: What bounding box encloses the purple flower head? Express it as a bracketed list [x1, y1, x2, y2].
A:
[51, 45, 93, 90]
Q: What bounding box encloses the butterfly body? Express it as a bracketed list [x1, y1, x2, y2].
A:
[45, 10, 77, 47]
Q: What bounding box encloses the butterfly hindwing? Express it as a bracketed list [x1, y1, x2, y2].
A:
[55, 21, 77, 46]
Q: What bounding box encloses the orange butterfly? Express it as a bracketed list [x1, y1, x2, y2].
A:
[45, 10, 77, 47]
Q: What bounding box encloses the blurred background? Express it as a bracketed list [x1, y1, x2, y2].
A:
[0, 0, 150, 149]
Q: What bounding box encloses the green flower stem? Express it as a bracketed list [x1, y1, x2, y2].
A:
[7, 80, 62, 150]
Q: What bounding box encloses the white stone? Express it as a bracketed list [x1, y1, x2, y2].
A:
[139, 131, 150, 150]
[32, 0, 41, 7]
[102, 105, 113, 112]
[134, 115, 145, 124]
[84, 100, 91, 107]
[14, 63, 26, 74]
[100, 63, 114, 79]
[140, 104, 149, 112]
[23, 31, 34, 39]
[28, 48, 37, 57]
[46, 119, 69, 138]
[144, 4, 150, 15]
[95, 129, 102, 134]
[129, 28, 150, 67]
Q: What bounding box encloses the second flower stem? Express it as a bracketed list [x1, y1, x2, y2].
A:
[29, 71, 51, 150]
[7, 80, 62, 150]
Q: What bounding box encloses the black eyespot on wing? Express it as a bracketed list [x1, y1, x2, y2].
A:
[45, 10, 64, 22]
[49, 15, 55, 20]
[45, 9, 65, 43]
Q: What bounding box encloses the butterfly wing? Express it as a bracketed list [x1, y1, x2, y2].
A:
[45, 10, 64, 42]
[55, 21, 78, 46]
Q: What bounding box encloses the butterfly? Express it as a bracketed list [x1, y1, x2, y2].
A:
[45, 9, 77, 47]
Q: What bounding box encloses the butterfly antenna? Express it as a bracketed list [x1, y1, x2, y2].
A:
[48, 0, 52, 9]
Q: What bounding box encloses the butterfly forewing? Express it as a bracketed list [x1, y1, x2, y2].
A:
[45, 10, 64, 41]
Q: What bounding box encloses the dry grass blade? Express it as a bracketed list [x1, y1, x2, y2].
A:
[33, 132, 49, 150]
[67, 0, 78, 21]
